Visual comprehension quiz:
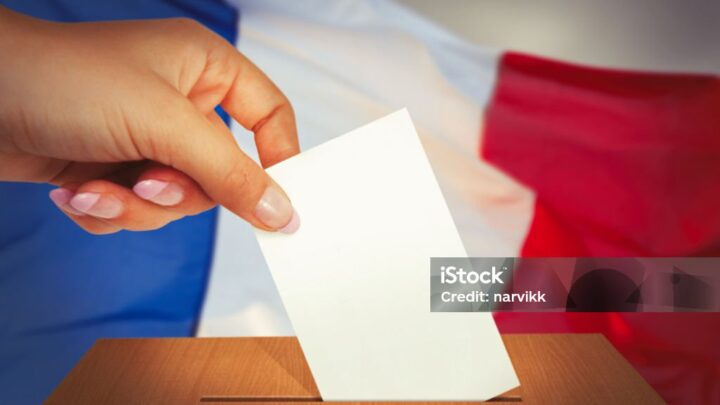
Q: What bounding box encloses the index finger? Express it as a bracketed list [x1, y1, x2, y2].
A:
[214, 44, 299, 168]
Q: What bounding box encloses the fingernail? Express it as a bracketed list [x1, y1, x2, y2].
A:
[133, 180, 184, 206]
[254, 186, 299, 233]
[70, 193, 124, 219]
[49, 188, 85, 216]
[279, 209, 301, 234]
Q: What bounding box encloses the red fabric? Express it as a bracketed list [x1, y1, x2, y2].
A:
[483, 52, 720, 404]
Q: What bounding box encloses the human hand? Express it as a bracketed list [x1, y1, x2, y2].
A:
[0, 7, 300, 234]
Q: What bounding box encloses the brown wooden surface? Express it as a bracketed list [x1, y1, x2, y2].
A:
[47, 334, 665, 405]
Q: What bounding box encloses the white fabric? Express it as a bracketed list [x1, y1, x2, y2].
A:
[197, 0, 534, 337]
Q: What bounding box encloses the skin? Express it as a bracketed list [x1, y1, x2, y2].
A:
[0, 7, 299, 234]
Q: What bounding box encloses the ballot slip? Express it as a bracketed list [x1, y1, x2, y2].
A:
[254, 109, 519, 401]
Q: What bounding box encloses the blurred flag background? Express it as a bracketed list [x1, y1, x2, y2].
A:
[0, 1, 718, 404]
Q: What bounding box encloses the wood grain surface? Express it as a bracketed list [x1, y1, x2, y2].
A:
[47, 334, 665, 404]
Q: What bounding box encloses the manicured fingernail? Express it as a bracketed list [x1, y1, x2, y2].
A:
[254, 186, 299, 233]
[69, 193, 123, 219]
[49, 188, 84, 216]
[279, 209, 301, 234]
[133, 180, 184, 206]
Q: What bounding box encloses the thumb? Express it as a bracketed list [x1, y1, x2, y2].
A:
[146, 95, 298, 233]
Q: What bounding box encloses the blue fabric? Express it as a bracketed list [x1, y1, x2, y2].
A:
[0, 1, 238, 403]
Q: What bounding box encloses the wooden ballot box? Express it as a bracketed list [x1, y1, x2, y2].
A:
[47, 334, 664, 404]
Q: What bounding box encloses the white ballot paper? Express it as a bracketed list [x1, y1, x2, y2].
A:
[254, 110, 519, 401]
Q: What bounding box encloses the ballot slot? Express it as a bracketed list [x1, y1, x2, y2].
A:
[200, 396, 320, 402]
[199, 394, 522, 403]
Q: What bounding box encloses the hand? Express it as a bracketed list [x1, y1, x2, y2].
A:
[0, 7, 300, 234]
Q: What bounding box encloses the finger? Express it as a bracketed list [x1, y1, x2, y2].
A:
[132, 164, 214, 215]
[48, 185, 121, 235]
[64, 179, 185, 231]
[50, 164, 216, 233]
[147, 90, 299, 233]
[192, 43, 300, 168]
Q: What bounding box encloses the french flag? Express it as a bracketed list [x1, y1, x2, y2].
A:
[0, 1, 717, 404]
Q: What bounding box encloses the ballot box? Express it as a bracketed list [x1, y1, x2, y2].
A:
[47, 334, 664, 404]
